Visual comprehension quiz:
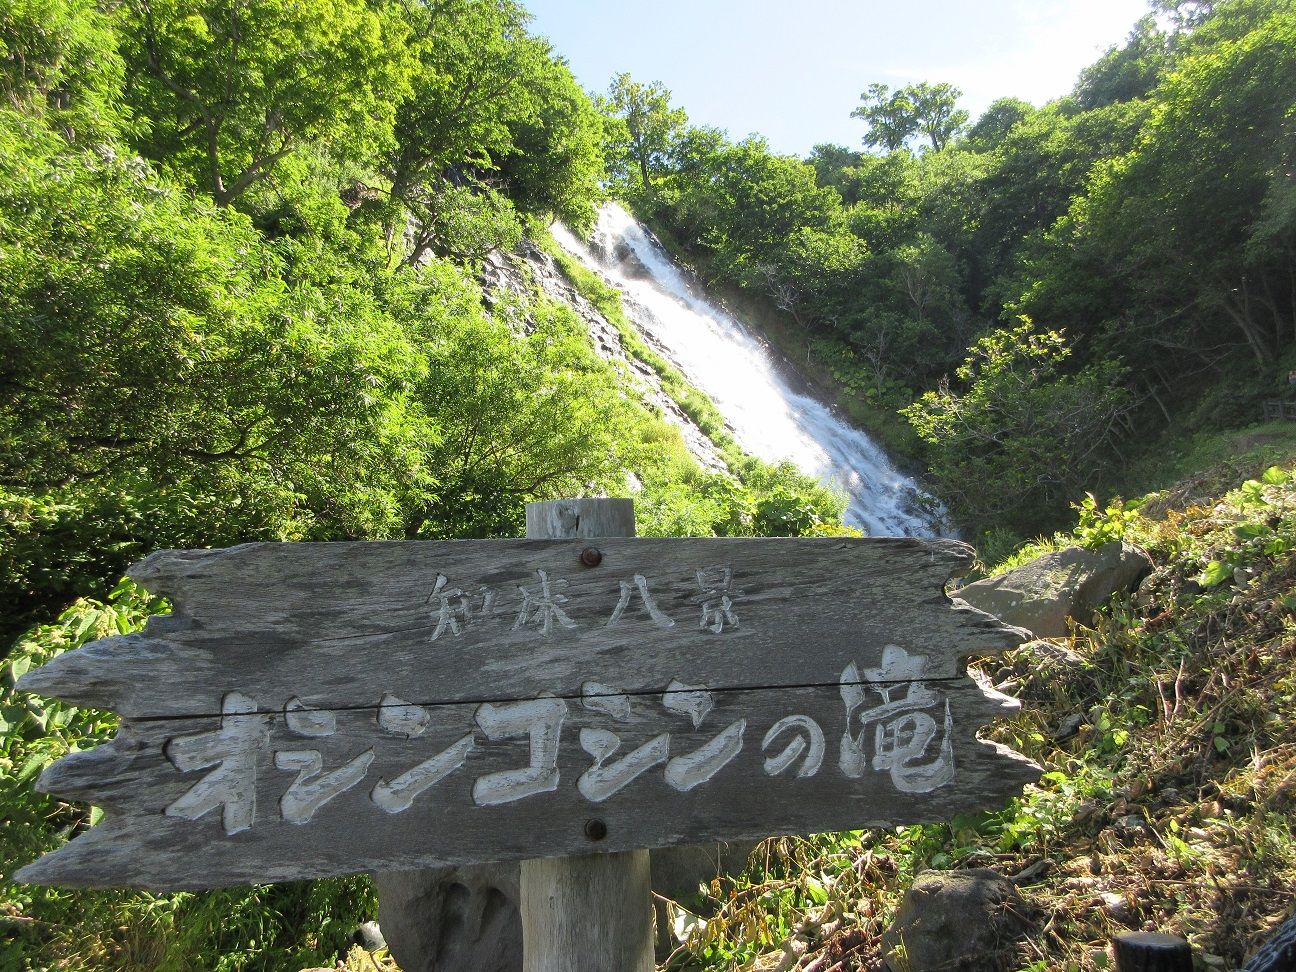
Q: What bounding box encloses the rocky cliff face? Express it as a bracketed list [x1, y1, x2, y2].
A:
[481, 240, 728, 475]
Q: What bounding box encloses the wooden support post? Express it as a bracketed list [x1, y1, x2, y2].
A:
[1113, 932, 1193, 972]
[17, 494, 1036, 970]
[520, 498, 655, 972]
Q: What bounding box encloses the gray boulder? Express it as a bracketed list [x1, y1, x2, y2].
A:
[376, 864, 521, 972]
[954, 542, 1152, 638]
[882, 869, 1030, 972]
[376, 841, 757, 971]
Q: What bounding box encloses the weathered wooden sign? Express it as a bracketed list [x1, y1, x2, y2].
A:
[16, 535, 1038, 890]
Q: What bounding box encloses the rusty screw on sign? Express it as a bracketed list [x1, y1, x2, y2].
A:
[580, 547, 603, 568]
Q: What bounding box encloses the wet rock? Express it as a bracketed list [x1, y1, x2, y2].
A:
[612, 239, 652, 278]
[955, 543, 1153, 638]
[881, 869, 1030, 971]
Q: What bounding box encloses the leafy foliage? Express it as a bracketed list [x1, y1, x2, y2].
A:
[384, 0, 606, 264]
[851, 81, 969, 152]
[634, 0, 1296, 538]
[600, 72, 688, 191]
[901, 322, 1133, 533]
[663, 464, 1296, 971]
[123, 0, 412, 205]
[0, 0, 127, 139]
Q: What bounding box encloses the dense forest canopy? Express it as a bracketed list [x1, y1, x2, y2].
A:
[3, 0, 1296, 968]
[604, 0, 1296, 537]
[7, 0, 1289, 634]
[0, 0, 848, 648]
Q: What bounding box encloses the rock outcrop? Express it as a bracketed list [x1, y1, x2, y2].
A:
[481, 241, 729, 475]
[955, 542, 1153, 638]
[881, 869, 1030, 971]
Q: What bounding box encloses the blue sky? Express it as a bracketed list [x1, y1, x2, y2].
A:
[524, 0, 1153, 156]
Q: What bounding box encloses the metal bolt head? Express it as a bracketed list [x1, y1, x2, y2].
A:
[579, 547, 603, 567]
[584, 818, 608, 841]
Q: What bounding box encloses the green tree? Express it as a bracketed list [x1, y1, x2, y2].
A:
[383, 0, 535, 260]
[381, 0, 604, 263]
[851, 82, 916, 152]
[846, 150, 923, 251]
[602, 72, 687, 190]
[1074, 15, 1171, 109]
[759, 224, 868, 329]
[122, 0, 412, 205]
[807, 142, 863, 200]
[888, 233, 961, 327]
[908, 81, 969, 151]
[492, 52, 606, 231]
[0, 0, 126, 139]
[902, 322, 1132, 532]
[852, 81, 967, 152]
[400, 296, 642, 539]
[652, 123, 727, 242]
[964, 97, 1034, 152]
[1154, 0, 1215, 32]
[970, 99, 1149, 316]
[1027, 6, 1296, 369]
[688, 139, 846, 305]
[0, 123, 437, 625]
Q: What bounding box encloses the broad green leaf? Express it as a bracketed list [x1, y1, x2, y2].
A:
[72, 610, 100, 643]
[1234, 521, 1271, 539]
[804, 877, 829, 905]
[17, 751, 50, 783]
[1197, 560, 1232, 587]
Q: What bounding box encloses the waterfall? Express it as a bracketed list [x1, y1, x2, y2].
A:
[551, 203, 944, 539]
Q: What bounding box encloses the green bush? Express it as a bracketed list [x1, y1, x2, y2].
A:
[1, 583, 378, 971]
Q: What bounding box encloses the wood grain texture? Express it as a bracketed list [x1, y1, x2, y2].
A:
[17, 536, 1024, 719]
[16, 520, 1039, 891]
[521, 852, 654, 972]
[524, 498, 636, 541]
[16, 682, 1035, 889]
[518, 499, 655, 972]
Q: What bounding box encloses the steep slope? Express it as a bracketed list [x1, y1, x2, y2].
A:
[654, 463, 1296, 971]
[482, 239, 728, 474]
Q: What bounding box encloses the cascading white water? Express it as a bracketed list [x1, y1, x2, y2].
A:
[552, 203, 945, 538]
